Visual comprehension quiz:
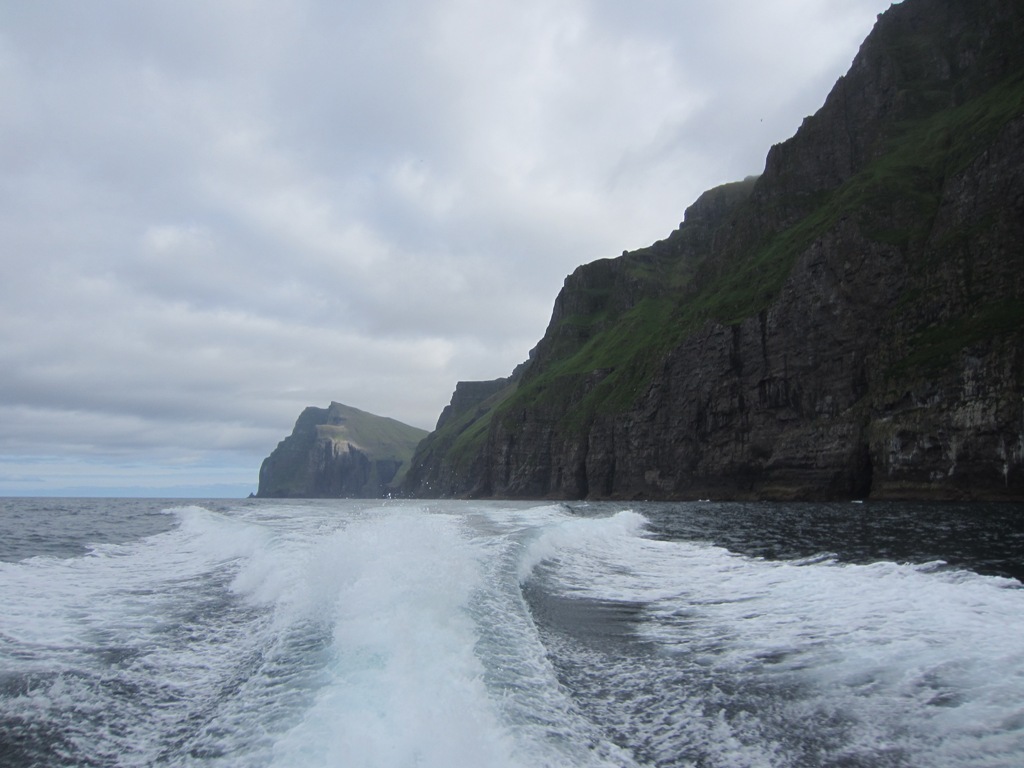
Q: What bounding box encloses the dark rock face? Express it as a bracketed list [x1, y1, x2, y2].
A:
[403, 0, 1024, 501]
[400, 377, 516, 498]
[258, 402, 427, 498]
[434, 378, 511, 431]
[866, 111, 1024, 498]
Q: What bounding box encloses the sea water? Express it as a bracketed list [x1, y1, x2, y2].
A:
[1, 497, 1022, 767]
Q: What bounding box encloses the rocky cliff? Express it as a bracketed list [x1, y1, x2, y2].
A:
[403, 0, 1024, 501]
[258, 402, 428, 498]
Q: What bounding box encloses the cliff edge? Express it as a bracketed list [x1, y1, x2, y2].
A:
[258, 402, 428, 498]
[403, 0, 1024, 501]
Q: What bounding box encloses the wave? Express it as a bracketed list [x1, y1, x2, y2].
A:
[4, 499, 1022, 767]
[0, 504, 284, 765]
[236, 510, 511, 767]
[516, 508, 650, 584]
[520, 510, 1024, 767]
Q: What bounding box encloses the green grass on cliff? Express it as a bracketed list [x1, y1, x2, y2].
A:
[672, 67, 1024, 331]
[446, 384, 515, 463]
[491, 66, 1024, 430]
[840, 70, 1024, 251]
[407, 381, 516, 488]
[679, 198, 834, 327]
[494, 297, 676, 432]
[315, 402, 429, 460]
[889, 299, 1024, 378]
[261, 402, 428, 496]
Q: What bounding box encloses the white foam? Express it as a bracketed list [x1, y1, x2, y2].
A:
[6, 499, 1022, 767]
[517, 508, 650, 584]
[526, 516, 1024, 766]
[0, 499, 639, 766]
[0, 505, 282, 764]
[468, 513, 646, 768]
[0, 506, 264, 650]
[262, 510, 521, 768]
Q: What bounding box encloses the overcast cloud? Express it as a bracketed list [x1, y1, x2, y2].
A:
[0, 0, 894, 496]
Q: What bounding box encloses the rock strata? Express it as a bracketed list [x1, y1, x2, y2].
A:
[403, 0, 1024, 501]
[258, 402, 427, 498]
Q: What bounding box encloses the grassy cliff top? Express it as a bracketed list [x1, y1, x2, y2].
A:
[315, 402, 429, 459]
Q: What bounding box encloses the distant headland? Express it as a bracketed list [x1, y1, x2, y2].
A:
[259, 0, 1024, 502]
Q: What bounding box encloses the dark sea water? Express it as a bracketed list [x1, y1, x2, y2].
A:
[1, 497, 1022, 767]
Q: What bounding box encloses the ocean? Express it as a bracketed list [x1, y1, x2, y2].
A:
[1, 497, 1022, 767]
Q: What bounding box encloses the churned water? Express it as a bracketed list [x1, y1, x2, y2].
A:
[1, 497, 1022, 767]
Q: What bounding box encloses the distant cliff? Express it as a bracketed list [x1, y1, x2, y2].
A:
[258, 402, 428, 498]
[403, 0, 1024, 501]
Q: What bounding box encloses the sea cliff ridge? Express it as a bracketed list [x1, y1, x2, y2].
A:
[259, 0, 1023, 501]
[257, 402, 427, 498]
[401, 0, 1024, 502]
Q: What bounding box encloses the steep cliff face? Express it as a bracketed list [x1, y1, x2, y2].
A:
[399, 375, 520, 497]
[867, 109, 1024, 498]
[403, 0, 1024, 501]
[258, 402, 428, 498]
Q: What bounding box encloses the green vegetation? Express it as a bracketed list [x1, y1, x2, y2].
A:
[398, 5, 1024, 501]
[490, 60, 1024, 431]
[890, 299, 1024, 378]
[407, 381, 517, 488]
[315, 402, 428, 463]
[260, 402, 428, 496]
[502, 297, 675, 426]
[445, 384, 514, 465]
[839, 71, 1024, 251]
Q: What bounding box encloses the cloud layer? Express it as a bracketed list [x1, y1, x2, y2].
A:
[0, 0, 892, 495]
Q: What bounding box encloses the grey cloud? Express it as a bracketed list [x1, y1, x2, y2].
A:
[0, 0, 893, 494]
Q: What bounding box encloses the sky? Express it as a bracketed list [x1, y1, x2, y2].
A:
[0, 0, 896, 497]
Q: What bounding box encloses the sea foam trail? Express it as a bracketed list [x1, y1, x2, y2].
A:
[7, 499, 1020, 767]
[0, 505, 282, 765]
[467, 503, 646, 768]
[258, 505, 642, 768]
[640, 550, 1024, 767]
[248, 510, 519, 768]
[521, 510, 1024, 767]
[0, 505, 266, 657]
[516, 508, 650, 585]
[2, 503, 554, 767]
